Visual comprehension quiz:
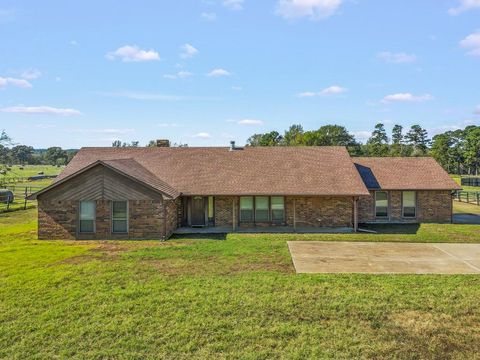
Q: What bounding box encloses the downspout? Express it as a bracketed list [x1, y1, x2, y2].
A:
[293, 197, 296, 232]
[353, 196, 358, 232]
[163, 197, 167, 240]
[232, 197, 236, 232]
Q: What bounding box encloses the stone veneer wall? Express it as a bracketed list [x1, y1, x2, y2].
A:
[357, 190, 452, 223]
[38, 199, 171, 240]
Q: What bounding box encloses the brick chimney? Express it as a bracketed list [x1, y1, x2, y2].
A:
[156, 139, 170, 147]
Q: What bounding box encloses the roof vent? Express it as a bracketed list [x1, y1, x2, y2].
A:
[229, 141, 243, 151]
[156, 139, 170, 147]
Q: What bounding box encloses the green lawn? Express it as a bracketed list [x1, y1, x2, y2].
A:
[1, 210, 480, 359]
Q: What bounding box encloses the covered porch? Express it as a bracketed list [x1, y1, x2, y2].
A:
[174, 226, 354, 235]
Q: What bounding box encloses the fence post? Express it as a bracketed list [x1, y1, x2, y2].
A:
[467, 192, 469, 203]
[24, 187, 28, 210]
[477, 192, 480, 206]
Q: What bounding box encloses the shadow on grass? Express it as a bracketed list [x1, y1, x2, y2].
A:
[360, 223, 421, 234]
[170, 233, 228, 241]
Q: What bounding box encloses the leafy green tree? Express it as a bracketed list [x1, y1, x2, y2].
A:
[366, 123, 389, 156]
[247, 131, 283, 146]
[10, 145, 34, 164]
[283, 124, 304, 146]
[44, 147, 68, 165]
[405, 125, 430, 156]
[302, 125, 357, 146]
[430, 133, 455, 173]
[463, 126, 480, 175]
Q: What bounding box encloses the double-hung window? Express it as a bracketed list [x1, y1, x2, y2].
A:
[79, 201, 95, 233]
[240, 196, 254, 222]
[112, 201, 128, 233]
[375, 191, 389, 218]
[402, 191, 416, 218]
[271, 197, 285, 222]
[255, 196, 269, 222]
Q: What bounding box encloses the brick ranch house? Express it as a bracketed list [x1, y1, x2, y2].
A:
[29, 141, 461, 240]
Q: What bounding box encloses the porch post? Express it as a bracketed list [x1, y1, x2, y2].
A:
[293, 197, 296, 232]
[232, 197, 236, 231]
[353, 197, 358, 232]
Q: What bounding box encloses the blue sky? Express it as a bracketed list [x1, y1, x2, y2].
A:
[1, 0, 479, 148]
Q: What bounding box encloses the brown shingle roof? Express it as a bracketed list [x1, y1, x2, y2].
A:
[354, 157, 461, 190]
[54, 146, 370, 197]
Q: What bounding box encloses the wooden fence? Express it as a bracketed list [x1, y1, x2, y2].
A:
[454, 191, 480, 206]
[0, 186, 43, 213]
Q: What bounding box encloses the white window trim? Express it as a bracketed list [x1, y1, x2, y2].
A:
[79, 201, 96, 234]
[111, 200, 129, 234]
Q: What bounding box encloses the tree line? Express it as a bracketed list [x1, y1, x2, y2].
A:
[247, 123, 480, 175]
[0, 130, 77, 166]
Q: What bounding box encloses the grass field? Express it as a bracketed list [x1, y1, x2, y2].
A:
[1, 209, 480, 359]
[0, 165, 63, 213]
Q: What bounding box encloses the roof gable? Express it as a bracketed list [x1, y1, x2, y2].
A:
[353, 157, 461, 190]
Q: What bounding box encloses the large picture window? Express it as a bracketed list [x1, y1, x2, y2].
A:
[112, 201, 128, 233]
[240, 196, 254, 222]
[271, 196, 285, 222]
[375, 191, 389, 218]
[79, 201, 95, 233]
[255, 196, 269, 222]
[402, 191, 416, 218]
[240, 196, 285, 223]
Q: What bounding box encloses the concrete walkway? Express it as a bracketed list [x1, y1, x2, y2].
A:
[288, 241, 480, 274]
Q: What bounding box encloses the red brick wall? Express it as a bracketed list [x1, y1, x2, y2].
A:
[357, 190, 452, 224]
[38, 199, 175, 240]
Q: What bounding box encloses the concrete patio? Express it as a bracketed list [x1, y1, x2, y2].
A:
[288, 241, 480, 274]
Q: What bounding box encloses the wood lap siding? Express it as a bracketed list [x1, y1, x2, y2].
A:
[38, 165, 162, 201]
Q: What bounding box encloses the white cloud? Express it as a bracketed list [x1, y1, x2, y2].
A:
[382, 93, 433, 103]
[0, 76, 33, 89]
[201, 12, 217, 21]
[276, 0, 343, 20]
[206, 68, 231, 77]
[163, 71, 193, 80]
[1, 106, 81, 116]
[296, 91, 317, 98]
[351, 131, 371, 142]
[180, 43, 199, 59]
[296, 85, 347, 97]
[378, 51, 417, 64]
[448, 0, 480, 15]
[21, 68, 42, 79]
[223, 0, 244, 11]
[320, 85, 347, 95]
[460, 31, 480, 57]
[236, 119, 264, 125]
[192, 132, 212, 139]
[106, 45, 160, 62]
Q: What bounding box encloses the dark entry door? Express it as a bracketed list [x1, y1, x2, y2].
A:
[191, 197, 205, 226]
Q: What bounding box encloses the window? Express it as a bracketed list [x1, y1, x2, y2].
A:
[240, 196, 254, 222]
[403, 191, 416, 218]
[208, 196, 214, 225]
[271, 196, 285, 222]
[79, 201, 95, 233]
[112, 201, 128, 233]
[375, 191, 389, 218]
[255, 196, 269, 222]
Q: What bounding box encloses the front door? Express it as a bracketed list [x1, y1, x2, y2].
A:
[191, 196, 205, 226]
